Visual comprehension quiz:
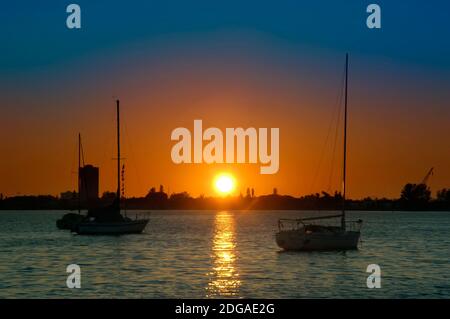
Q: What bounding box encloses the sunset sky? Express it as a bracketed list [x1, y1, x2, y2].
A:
[1, 1, 449, 199]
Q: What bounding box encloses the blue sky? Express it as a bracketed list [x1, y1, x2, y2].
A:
[1, 0, 449, 74]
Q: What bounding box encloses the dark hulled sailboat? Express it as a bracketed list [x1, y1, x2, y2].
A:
[56, 133, 86, 230]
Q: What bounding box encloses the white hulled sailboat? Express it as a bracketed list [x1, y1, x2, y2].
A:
[275, 54, 362, 251]
[74, 100, 149, 235]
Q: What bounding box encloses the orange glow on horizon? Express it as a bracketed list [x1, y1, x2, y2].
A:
[0, 50, 449, 199]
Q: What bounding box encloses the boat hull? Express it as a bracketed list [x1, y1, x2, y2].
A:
[56, 213, 85, 230]
[75, 219, 149, 235]
[276, 229, 360, 251]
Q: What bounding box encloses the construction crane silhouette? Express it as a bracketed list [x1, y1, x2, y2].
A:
[420, 167, 434, 186]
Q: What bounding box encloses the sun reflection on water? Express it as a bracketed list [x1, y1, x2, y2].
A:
[206, 211, 241, 298]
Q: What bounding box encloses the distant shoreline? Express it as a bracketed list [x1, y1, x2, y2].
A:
[1, 208, 450, 213]
[1, 186, 449, 211]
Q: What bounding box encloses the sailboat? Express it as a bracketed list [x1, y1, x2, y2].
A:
[275, 54, 362, 251]
[73, 100, 149, 235]
[56, 133, 87, 230]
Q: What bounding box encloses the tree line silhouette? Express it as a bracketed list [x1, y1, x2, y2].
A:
[1, 183, 449, 211]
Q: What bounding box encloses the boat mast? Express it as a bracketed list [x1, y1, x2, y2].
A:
[116, 100, 121, 208]
[78, 133, 81, 214]
[341, 53, 348, 230]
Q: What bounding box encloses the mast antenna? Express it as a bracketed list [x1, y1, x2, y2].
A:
[342, 53, 349, 230]
[116, 100, 121, 206]
[78, 133, 81, 214]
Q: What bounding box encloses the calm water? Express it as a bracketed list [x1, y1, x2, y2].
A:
[0, 210, 448, 298]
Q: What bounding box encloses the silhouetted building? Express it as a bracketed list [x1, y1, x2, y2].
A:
[79, 165, 99, 202]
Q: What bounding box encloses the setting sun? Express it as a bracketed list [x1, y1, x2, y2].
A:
[214, 174, 236, 195]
